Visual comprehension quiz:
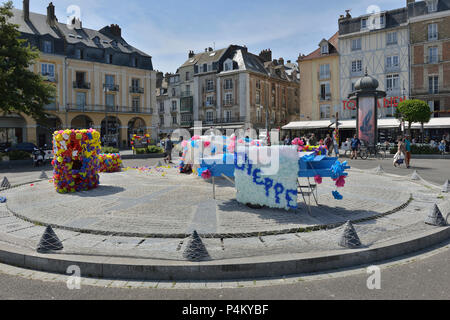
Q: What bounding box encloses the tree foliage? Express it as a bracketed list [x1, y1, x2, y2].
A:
[396, 99, 432, 127]
[0, 1, 56, 120]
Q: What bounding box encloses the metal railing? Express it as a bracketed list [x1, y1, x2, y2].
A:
[103, 84, 120, 92]
[66, 104, 152, 114]
[39, 72, 58, 83]
[425, 55, 442, 64]
[129, 86, 144, 94]
[180, 91, 192, 98]
[318, 93, 332, 101]
[73, 81, 91, 89]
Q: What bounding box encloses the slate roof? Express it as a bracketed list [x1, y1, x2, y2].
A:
[10, 8, 151, 58]
[408, 0, 450, 17]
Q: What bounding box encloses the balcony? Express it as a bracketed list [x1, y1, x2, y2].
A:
[73, 81, 91, 89]
[181, 91, 192, 98]
[204, 100, 216, 108]
[204, 86, 215, 93]
[66, 104, 153, 114]
[425, 55, 442, 64]
[180, 105, 193, 113]
[318, 93, 332, 101]
[103, 84, 120, 92]
[180, 120, 193, 127]
[223, 100, 234, 107]
[200, 116, 246, 125]
[130, 86, 144, 94]
[318, 72, 331, 80]
[39, 72, 58, 83]
[385, 64, 401, 73]
[159, 108, 165, 114]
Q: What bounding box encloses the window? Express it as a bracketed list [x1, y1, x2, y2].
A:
[172, 116, 177, 125]
[429, 76, 439, 94]
[185, 72, 190, 81]
[105, 94, 115, 109]
[271, 95, 275, 108]
[256, 80, 261, 89]
[171, 101, 177, 111]
[206, 96, 214, 106]
[207, 64, 212, 72]
[320, 105, 331, 119]
[428, 47, 438, 63]
[131, 57, 138, 67]
[428, 24, 438, 41]
[105, 75, 115, 90]
[319, 64, 330, 79]
[386, 74, 400, 92]
[132, 97, 140, 112]
[206, 80, 214, 91]
[379, 15, 385, 27]
[106, 54, 113, 64]
[361, 18, 368, 30]
[427, 0, 438, 13]
[160, 116, 164, 126]
[206, 111, 214, 122]
[224, 110, 232, 122]
[351, 38, 362, 51]
[41, 63, 55, 77]
[76, 92, 86, 109]
[172, 88, 176, 97]
[387, 32, 398, 45]
[225, 93, 233, 105]
[256, 91, 261, 105]
[386, 56, 399, 69]
[224, 79, 233, 90]
[256, 108, 262, 122]
[224, 61, 233, 71]
[320, 82, 331, 100]
[43, 41, 52, 53]
[159, 102, 164, 112]
[185, 85, 191, 94]
[321, 44, 329, 54]
[351, 60, 362, 73]
[75, 48, 84, 59]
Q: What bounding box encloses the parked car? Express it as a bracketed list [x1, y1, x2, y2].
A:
[5, 142, 38, 153]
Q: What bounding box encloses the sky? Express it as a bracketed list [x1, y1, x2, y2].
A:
[10, 0, 407, 73]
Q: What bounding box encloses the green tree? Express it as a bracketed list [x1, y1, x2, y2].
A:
[0, 1, 56, 121]
[396, 99, 432, 141]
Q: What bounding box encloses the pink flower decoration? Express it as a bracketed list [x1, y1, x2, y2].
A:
[201, 169, 212, 180]
[181, 141, 188, 148]
[203, 141, 211, 148]
[231, 135, 237, 141]
[227, 142, 236, 153]
[238, 139, 244, 144]
[250, 141, 256, 146]
[335, 176, 346, 188]
[314, 175, 323, 185]
[192, 136, 201, 141]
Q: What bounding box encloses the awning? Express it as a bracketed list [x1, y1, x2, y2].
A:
[282, 120, 333, 130]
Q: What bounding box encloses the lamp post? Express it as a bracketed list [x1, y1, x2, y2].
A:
[348, 70, 386, 148]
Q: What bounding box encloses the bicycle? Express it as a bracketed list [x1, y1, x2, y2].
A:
[366, 145, 387, 160]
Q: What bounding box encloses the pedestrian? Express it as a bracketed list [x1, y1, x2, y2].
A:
[332, 130, 339, 157]
[404, 134, 412, 168]
[309, 133, 317, 146]
[350, 134, 361, 160]
[164, 134, 174, 164]
[439, 140, 446, 155]
[393, 137, 407, 168]
[324, 134, 333, 156]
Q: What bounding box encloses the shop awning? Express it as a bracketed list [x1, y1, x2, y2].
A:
[282, 120, 333, 130]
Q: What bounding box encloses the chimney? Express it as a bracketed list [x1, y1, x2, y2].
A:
[345, 9, 352, 18]
[208, 47, 213, 52]
[259, 49, 272, 63]
[287, 60, 291, 64]
[23, 0, 29, 21]
[188, 50, 195, 58]
[46, 2, 57, 26]
[110, 24, 121, 38]
[278, 58, 284, 65]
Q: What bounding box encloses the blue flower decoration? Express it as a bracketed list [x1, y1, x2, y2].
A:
[332, 191, 343, 200]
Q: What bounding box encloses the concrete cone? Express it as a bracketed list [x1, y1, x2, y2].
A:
[183, 230, 210, 261]
[37, 226, 64, 253]
[442, 180, 450, 193]
[338, 221, 362, 249]
[1, 177, 11, 188]
[411, 170, 421, 181]
[425, 204, 448, 227]
[374, 165, 384, 174]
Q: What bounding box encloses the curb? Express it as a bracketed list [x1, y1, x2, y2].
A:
[120, 153, 166, 160]
[0, 226, 449, 281]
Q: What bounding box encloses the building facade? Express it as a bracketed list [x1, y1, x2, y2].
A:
[3, 1, 156, 148]
[338, 7, 410, 120]
[409, 0, 450, 118]
[154, 72, 181, 140]
[175, 46, 299, 134]
[298, 32, 340, 121]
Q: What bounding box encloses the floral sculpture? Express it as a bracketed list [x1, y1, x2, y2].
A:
[98, 153, 122, 173]
[131, 134, 150, 152]
[52, 129, 101, 193]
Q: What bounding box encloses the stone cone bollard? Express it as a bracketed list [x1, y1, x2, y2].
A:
[425, 204, 448, 227]
[374, 165, 384, 174]
[411, 170, 421, 181]
[338, 221, 362, 249]
[183, 230, 210, 262]
[37, 226, 64, 253]
[1, 177, 11, 188]
[39, 170, 48, 180]
[156, 160, 164, 167]
[442, 180, 450, 193]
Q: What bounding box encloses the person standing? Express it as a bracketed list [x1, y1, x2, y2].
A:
[324, 134, 333, 156]
[404, 135, 412, 168]
[309, 133, 317, 146]
[164, 135, 174, 164]
[394, 137, 407, 167]
[350, 134, 361, 160]
[333, 130, 339, 157]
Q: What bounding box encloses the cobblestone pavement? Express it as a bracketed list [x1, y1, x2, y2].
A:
[0, 164, 448, 261]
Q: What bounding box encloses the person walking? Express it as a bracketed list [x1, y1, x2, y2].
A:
[350, 134, 361, 160]
[393, 137, 407, 168]
[309, 133, 317, 146]
[404, 135, 412, 168]
[164, 135, 174, 164]
[324, 134, 333, 156]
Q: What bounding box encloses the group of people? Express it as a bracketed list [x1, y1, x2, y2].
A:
[283, 132, 340, 157]
[393, 135, 412, 168]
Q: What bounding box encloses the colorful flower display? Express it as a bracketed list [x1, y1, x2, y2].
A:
[52, 129, 101, 194]
[98, 153, 122, 173]
[131, 134, 150, 151]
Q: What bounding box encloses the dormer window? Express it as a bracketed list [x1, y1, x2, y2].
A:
[131, 57, 138, 67]
[427, 0, 438, 13]
[106, 54, 113, 64]
[224, 59, 233, 71]
[43, 40, 52, 54]
[75, 48, 84, 59]
[321, 44, 329, 54]
[361, 18, 368, 30]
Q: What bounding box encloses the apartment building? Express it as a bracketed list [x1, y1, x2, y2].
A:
[338, 7, 410, 120]
[409, 0, 450, 117]
[3, 1, 156, 148]
[298, 32, 340, 121]
[176, 45, 299, 133]
[154, 72, 181, 140]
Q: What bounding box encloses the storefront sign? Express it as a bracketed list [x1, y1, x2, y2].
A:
[342, 96, 407, 110]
